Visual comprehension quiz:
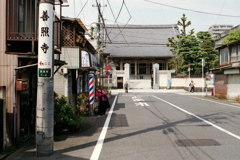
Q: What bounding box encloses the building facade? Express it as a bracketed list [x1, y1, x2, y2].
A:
[103, 24, 179, 89]
[213, 24, 240, 49]
[54, 17, 98, 104]
[212, 40, 240, 100]
[208, 24, 233, 37]
[1, 0, 68, 145]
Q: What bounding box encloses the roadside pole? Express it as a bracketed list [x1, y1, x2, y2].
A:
[107, 57, 109, 97]
[89, 74, 94, 115]
[36, 0, 54, 156]
[202, 59, 205, 97]
[188, 64, 190, 92]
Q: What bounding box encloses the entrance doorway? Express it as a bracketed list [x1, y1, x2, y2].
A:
[117, 77, 123, 89]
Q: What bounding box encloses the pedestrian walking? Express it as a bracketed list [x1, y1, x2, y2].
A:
[124, 80, 128, 93]
[95, 87, 111, 116]
[189, 80, 195, 93]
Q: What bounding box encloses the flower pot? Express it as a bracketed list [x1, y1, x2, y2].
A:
[76, 123, 81, 130]
[94, 108, 98, 115]
[80, 106, 86, 111]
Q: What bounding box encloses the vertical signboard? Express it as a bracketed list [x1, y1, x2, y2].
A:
[91, 54, 98, 69]
[81, 50, 90, 67]
[38, 4, 53, 78]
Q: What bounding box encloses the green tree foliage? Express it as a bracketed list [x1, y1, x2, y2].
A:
[166, 14, 194, 73]
[177, 14, 194, 37]
[177, 36, 207, 73]
[222, 30, 240, 46]
[197, 31, 218, 72]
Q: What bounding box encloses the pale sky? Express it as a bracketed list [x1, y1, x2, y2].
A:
[56, 0, 240, 34]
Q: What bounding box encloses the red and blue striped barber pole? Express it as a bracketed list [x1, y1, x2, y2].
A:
[89, 77, 94, 105]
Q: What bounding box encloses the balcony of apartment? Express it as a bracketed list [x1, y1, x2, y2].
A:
[6, 0, 62, 56]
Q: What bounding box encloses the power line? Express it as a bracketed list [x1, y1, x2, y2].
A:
[76, 0, 89, 18]
[110, 0, 132, 41]
[144, 0, 240, 18]
[96, 0, 112, 43]
[215, 0, 226, 24]
[107, 0, 129, 45]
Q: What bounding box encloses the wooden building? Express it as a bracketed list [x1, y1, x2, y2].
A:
[212, 40, 240, 100]
[1, 0, 68, 144]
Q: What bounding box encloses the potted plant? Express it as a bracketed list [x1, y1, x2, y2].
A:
[94, 106, 98, 115]
[77, 93, 89, 112]
[58, 104, 76, 131]
[54, 95, 67, 134]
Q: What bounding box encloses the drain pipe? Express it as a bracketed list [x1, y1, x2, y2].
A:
[13, 63, 38, 144]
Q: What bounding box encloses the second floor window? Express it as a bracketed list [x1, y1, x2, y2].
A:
[8, 0, 36, 38]
[220, 48, 229, 65]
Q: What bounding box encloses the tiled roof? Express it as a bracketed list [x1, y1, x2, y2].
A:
[104, 24, 179, 57]
[61, 17, 88, 31]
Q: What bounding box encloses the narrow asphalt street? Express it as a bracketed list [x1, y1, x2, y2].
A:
[5, 90, 240, 160]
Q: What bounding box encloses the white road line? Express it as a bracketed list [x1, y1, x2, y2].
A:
[152, 95, 240, 140]
[90, 96, 118, 160]
[192, 97, 240, 109]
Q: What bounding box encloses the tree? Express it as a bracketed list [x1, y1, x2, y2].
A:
[177, 13, 194, 37]
[197, 31, 218, 72]
[222, 30, 240, 46]
[166, 14, 194, 73]
[177, 35, 207, 73]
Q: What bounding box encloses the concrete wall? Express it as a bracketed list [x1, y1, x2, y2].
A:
[171, 77, 209, 92]
[228, 74, 240, 100]
[61, 47, 80, 69]
[53, 66, 66, 97]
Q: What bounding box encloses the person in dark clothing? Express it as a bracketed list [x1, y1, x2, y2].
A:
[95, 87, 111, 116]
[189, 80, 195, 93]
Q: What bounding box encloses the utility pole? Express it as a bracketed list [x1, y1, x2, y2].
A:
[202, 59, 205, 97]
[36, 0, 54, 156]
[93, 0, 107, 87]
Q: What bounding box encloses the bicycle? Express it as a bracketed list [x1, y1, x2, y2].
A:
[20, 101, 30, 143]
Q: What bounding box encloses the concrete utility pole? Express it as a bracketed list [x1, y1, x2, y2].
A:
[94, 0, 107, 86]
[36, 0, 54, 156]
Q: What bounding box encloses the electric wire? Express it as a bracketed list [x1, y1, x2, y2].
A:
[96, 0, 112, 43]
[107, 0, 129, 45]
[214, 0, 226, 24]
[80, 0, 87, 24]
[110, 0, 132, 41]
[76, 0, 89, 18]
[144, 0, 240, 18]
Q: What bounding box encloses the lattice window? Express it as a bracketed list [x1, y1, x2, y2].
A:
[62, 22, 74, 47]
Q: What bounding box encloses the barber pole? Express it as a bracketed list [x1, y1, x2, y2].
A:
[89, 77, 94, 105]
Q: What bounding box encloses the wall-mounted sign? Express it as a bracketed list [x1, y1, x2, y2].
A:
[91, 54, 98, 69]
[38, 3, 53, 78]
[81, 50, 90, 67]
[206, 73, 214, 85]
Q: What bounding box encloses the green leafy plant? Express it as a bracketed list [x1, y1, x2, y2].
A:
[68, 116, 84, 126]
[222, 30, 240, 46]
[77, 93, 89, 107]
[1, 145, 16, 154]
[54, 91, 58, 98]
[54, 95, 68, 126]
